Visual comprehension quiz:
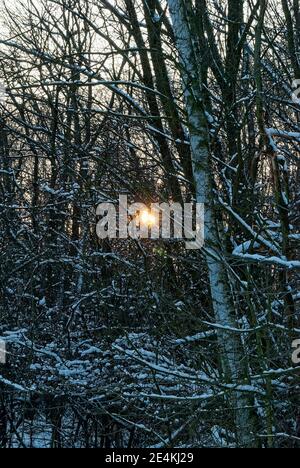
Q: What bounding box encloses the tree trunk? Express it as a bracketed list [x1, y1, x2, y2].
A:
[167, 0, 258, 447]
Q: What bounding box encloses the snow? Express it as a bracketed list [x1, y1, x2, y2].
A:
[219, 197, 282, 256]
[0, 0, 299, 449]
[0, 375, 28, 393]
[81, 346, 102, 356]
[266, 128, 300, 141]
[233, 240, 261, 255]
[173, 331, 216, 345]
[233, 252, 300, 270]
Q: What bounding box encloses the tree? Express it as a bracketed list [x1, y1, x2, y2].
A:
[0, 0, 299, 448]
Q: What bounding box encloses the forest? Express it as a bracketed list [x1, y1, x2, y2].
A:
[0, 0, 299, 449]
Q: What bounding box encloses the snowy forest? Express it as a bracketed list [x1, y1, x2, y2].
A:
[0, 0, 299, 449]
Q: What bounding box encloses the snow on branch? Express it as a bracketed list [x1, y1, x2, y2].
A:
[218, 197, 282, 256]
[0, 375, 29, 393]
[113, 345, 266, 396]
[266, 128, 300, 142]
[232, 252, 300, 270]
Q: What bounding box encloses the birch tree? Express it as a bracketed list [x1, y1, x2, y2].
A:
[166, 0, 259, 448]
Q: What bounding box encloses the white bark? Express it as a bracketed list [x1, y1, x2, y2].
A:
[167, 0, 257, 447]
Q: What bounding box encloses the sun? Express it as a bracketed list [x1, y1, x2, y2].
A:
[139, 210, 157, 227]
